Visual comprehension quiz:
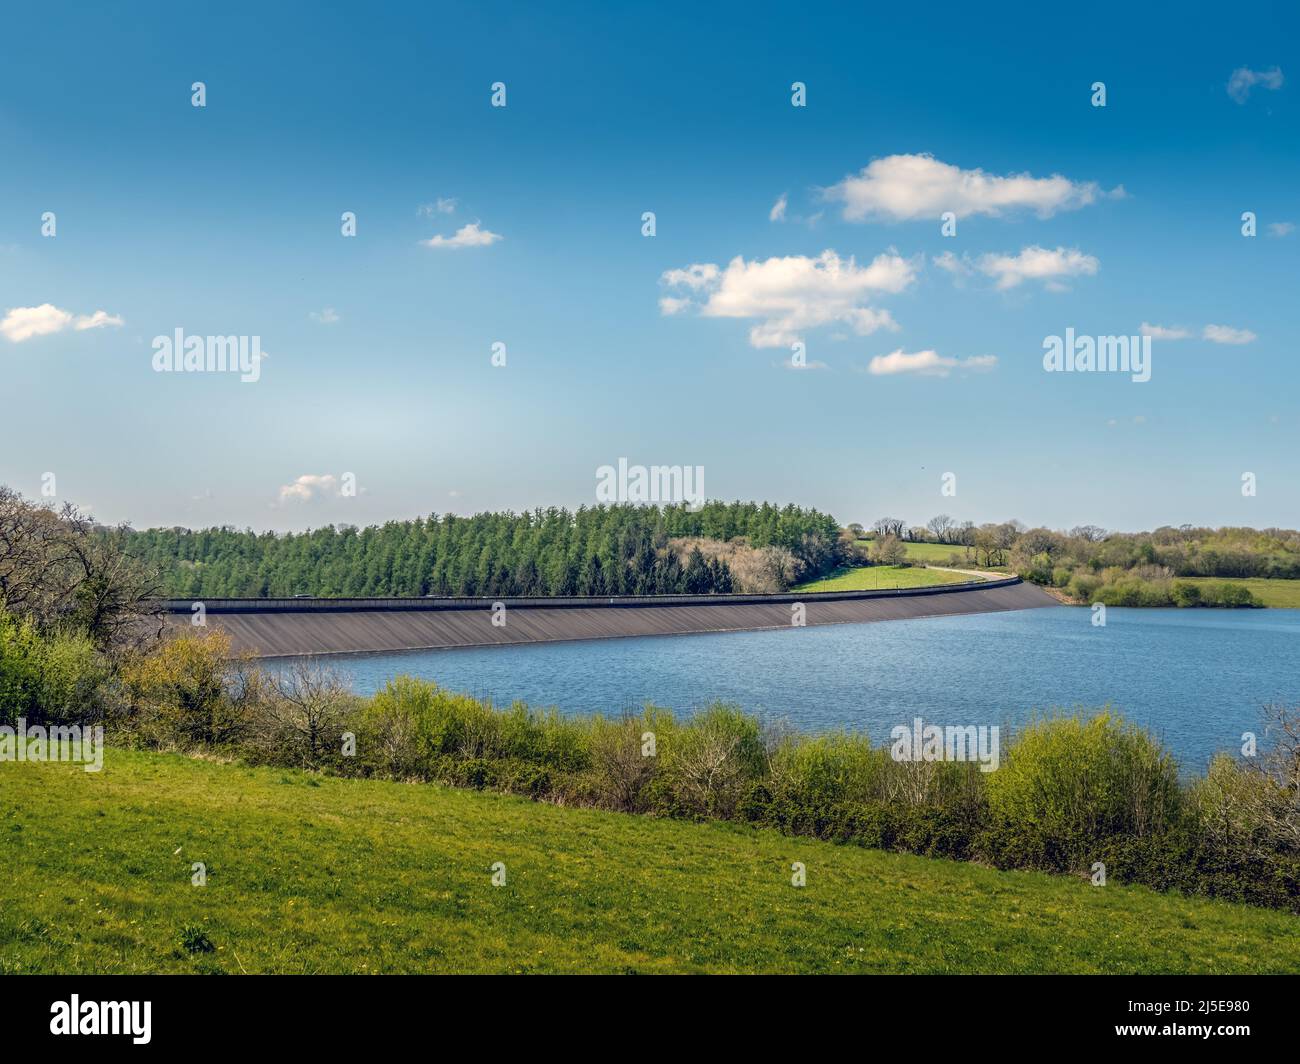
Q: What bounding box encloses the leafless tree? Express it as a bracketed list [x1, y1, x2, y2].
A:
[260, 658, 355, 767]
[1254, 703, 1300, 852]
[926, 514, 955, 543]
[1069, 525, 1108, 543]
[0, 487, 163, 651]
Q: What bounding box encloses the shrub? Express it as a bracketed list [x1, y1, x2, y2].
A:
[118, 630, 257, 748]
[1197, 581, 1256, 608]
[766, 732, 885, 807]
[254, 658, 356, 769]
[1188, 754, 1285, 860]
[983, 712, 1180, 872]
[1066, 573, 1102, 602]
[661, 704, 765, 818]
[588, 709, 670, 812]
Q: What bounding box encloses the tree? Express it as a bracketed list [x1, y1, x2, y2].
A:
[1020, 527, 1062, 561]
[0, 488, 162, 652]
[872, 517, 906, 538]
[926, 514, 955, 543]
[871, 535, 906, 566]
[260, 658, 355, 768]
[1070, 525, 1108, 543]
[684, 547, 711, 593]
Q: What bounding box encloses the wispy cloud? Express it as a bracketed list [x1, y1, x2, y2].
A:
[420, 221, 502, 249]
[866, 349, 997, 377]
[1140, 322, 1191, 340]
[1203, 324, 1256, 345]
[1227, 66, 1284, 104]
[825, 153, 1107, 222]
[418, 198, 458, 216]
[1, 303, 124, 343]
[769, 193, 788, 222]
[661, 250, 914, 348]
[309, 307, 340, 325]
[935, 246, 1099, 290]
[1267, 221, 1295, 237]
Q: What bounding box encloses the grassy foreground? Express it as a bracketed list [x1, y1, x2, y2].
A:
[790, 564, 973, 593]
[2, 750, 1297, 974]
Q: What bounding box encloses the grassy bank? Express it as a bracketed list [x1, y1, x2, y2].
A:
[3, 749, 1298, 974]
[790, 564, 972, 593]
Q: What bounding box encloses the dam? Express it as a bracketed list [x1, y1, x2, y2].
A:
[161, 578, 1058, 658]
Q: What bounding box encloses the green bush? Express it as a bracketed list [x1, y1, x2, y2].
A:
[0, 609, 110, 727]
[767, 732, 885, 807]
[1066, 573, 1102, 602]
[983, 712, 1180, 872]
[1197, 581, 1256, 607]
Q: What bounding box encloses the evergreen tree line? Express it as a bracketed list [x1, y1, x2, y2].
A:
[119, 502, 845, 599]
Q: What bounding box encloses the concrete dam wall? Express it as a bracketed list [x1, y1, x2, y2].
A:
[161, 578, 1059, 658]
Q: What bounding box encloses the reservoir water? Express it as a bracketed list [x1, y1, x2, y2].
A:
[300, 606, 1300, 770]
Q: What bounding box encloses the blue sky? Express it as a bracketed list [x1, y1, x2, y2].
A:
[1, 0, 1296, 533]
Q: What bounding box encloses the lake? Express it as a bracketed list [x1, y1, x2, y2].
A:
[299, 606, 1300, 770]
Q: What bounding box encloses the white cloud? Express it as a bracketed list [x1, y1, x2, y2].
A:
[1227, 66, 1284, 104]
[658, 296, 692, 316]
[660, 263, 719, 290]
[1267, 221, 1295, 237]
[72, 310, 124, 331]
[866, 348, 997, 377]
[975, 246, 1099, 290]
[278, 474, 341, 503]
[0, 303, 124, 342]
[1140, 322, 1191, 340]
[825, 154, 1104, 222]
[769, 193, 788, 222]
[660, 250, 914, 348]
[420, 222, 502, 249]
[418, 197, 458, 216]
[309, 307, 340, 324]
[1203, 324, 1256, 345]
[932, 250, 973, 277]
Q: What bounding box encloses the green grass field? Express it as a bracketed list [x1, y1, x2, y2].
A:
[1174, 577, 1300, 608]
[790, 564, 974, 593]
[855, 538, 995, 566]
[900, 541, 975, 564]
[3, 750, 1298, 974]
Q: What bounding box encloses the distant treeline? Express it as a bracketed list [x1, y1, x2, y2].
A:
[121, 502, 847, 598]
[862, 516, 1300, 606]
[872, 516, 1300, 580]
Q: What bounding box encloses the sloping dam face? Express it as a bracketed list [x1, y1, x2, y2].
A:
[163, 579, 1059, 658]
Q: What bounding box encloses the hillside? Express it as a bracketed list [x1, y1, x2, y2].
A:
[2, 750, 1298, 974]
